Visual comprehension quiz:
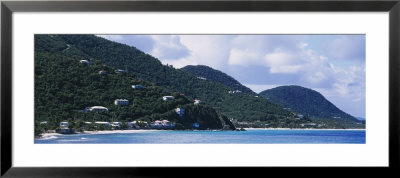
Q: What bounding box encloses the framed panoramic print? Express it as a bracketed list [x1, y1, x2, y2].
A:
[1, 0, 399, 177]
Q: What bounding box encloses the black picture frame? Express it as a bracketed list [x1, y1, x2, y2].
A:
[1, 0, 399, 177]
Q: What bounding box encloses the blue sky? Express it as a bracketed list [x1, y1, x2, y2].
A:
[98, 35, 366, 118]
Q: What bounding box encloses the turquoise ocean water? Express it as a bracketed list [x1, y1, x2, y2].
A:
[34, 129, 365, 144]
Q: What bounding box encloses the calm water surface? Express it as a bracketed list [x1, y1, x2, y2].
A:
[35, 129, 366, 144]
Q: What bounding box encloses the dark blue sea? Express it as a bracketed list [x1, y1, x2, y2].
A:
[34, 129, 365, 144]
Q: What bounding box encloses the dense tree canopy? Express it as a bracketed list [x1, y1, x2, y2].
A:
[181, 65, 255, 94]
[259, 85, 363, 128]
[34, 48, 234, 135]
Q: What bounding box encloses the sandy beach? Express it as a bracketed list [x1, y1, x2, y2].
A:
[39, 129, 158, 138]
[82, 129, 158, 135]
[38, 128, 365, 139]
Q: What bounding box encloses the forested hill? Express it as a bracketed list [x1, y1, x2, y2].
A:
[35, 34, 295, 123]
[181, 65, 255, 94]
[259, 85, 361, 123]
[34, 47, 236, 131]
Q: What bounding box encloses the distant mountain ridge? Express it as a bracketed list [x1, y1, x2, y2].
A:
[181, 65, 255, 94]
[259, 85, 360, 123]
[356, 117, 365, 120]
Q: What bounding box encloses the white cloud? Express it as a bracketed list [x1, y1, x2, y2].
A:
[264, 51, 303, 74]
[324, 35, 365, 61]
[149, 35, 190, 60]
[160, 58, 198, 69]
[97, 35, 123, 41]
[298, 42, 309, 49]
[97, 35, 155, 52]
[174, 35, 234, 69]
[228, 48, 262, 66]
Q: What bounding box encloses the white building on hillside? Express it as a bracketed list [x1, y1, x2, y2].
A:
[163, 96, 174, 101]
[111, 122, 121, 128]
[114, 99, 129, 106]
[88, 106, 109, 112]
[129, 121, 149, 129]
[175, 108, 185, 117]
[60, 122, 69, 128]
[80, 60, 91, 65]
[132, 85, 144, 89]
[115, 69, 125, 73]
[162, 120, 171, 127]
[194, 99, 201, 104]
[98, 70, 107, 75]
[151, 120, 163, 129]
[95, 122, 110, 127]
[228, 90, 242, 94]
[197, 76, 207, 80]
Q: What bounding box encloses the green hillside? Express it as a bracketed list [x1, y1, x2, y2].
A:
[35, 34, 295, 123]
[34, 46, 235, 135]
[259, 85, 364, 128]
[181, 65, 255, 94]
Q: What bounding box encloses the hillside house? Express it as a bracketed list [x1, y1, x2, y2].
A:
[95, 122, 110, 127]
[131, 85, 144, 89]
[161, 120, 171, 127]
[111, 122, 121, 128]
[197, 76, 207, 80]
[80, 60, 91, 65]
[128, 121, 149, 129]
[128, 121, 139, 129]
[151, 120, 163, 129]
[98, 70, 107, 75]
[301, 123, 317, 127]
[88, 106, 109, 112]
[175, 108, 185, 117]
[114, 99, 129, 106]
[127, 121, 136, 128]
[163, 96, 174, 101]
[228, 90, 242, 94]
[150, 120, 174, 129]
[115, 69, 125, 73]
[60, 122, 69, 128]
[194, 99, 201, 104]
[192, 123, 200, 129]
[58, 121, 75, 134]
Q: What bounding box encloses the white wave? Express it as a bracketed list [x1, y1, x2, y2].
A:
[40, 136, 58, 140]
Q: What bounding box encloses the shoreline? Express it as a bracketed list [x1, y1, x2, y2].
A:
[38, 129, 159, 139]
[82, 129, 159, 135]
[244, 128, 366, 131]
[38, 127, 365, 139]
